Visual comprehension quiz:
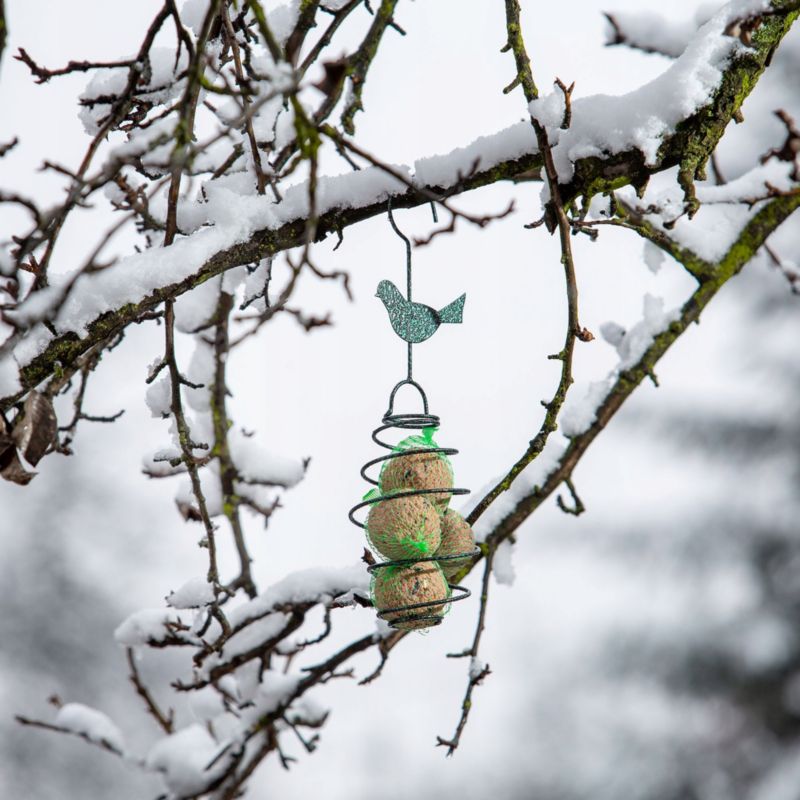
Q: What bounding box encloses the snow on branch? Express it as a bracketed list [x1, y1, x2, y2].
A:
[2, 3, 794, 412]
[533, 0, 787, 183]
[16, 702, 128, 758]
[604, 7, 713, 57]
[228, 563, 371, 627]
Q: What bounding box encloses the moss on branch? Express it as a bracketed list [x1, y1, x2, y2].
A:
[568, 4, 799, 209]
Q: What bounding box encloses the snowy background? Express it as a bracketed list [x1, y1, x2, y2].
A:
[1, 0, 799, 798]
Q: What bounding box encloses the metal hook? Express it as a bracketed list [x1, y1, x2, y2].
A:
[387, 198, 414, 381]
[387, 198, 412, 302]
[385, 378, 429, 418]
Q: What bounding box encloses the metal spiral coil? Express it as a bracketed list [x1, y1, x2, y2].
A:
[349, 379, 479, 629]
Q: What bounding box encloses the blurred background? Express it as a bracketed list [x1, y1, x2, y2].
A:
[1, 1, 799, 798]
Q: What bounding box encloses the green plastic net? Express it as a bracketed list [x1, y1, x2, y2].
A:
[378, 426, 454, 514]
[370, 561, 452, 631]
[364, 492, 442, 560]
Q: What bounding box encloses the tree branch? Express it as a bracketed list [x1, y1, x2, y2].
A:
[5, 1, 796, 411]
[480, 191, 800, 550]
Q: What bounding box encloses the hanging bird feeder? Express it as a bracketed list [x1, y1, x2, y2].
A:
[348, 202, 479, 631]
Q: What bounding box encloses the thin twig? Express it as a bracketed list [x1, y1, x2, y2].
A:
[126, 647, 174, 733]
[436, 546, 495, 755]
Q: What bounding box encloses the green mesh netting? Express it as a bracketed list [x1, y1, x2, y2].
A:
[370, 561, 452, 631]
[365, 494, 441, 560]
[378, 427, 454, 514]
[433, 508, 476, 579]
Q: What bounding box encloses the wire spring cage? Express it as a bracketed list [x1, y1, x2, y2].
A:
[348, 380, 479, 629]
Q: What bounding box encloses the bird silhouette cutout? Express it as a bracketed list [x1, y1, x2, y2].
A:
[375, 280, 466, 344]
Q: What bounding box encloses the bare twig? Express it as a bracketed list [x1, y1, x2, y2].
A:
[437, 546, 495, 755]
[126, 648, 174, 734]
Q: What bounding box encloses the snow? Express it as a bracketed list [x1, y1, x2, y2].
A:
[240, 670, 302, 723]
[699, 159, 798, 205]
[0, 244, 13, 276]
[493, 540, 516, 586]
[265, 1, 301, 47]
[469, 657, 487, 680]
[11, 322, 54, 367]
[54, 703, 125, 753]
[78, 69, 128, 136]
[185, 341, 215, 413]
[469, 438, 567, 542]
[235, 481, 281, 518]
[180, 0, 213, 36]
[167, 576, 215, 609]
[604, 6, 717, 58]
[2, 119, 536, 368]
[227, 564, 370, 629]
[615, 294, 681, 370]
[233, 660, 262, 704]
[228, 427, 305, 488]
[561, 294, 681, 437]
[531, 0, 772, 181]
[78, 48, 188, 136]
[736, 614, 795, 672]
[3, 0, 781, 405]
[48, 227, 231, 340]
[175, 464, 223, 517]
[145, 376, 171, 419]
[174, 276, 223, 334]
[3, 284, 62, 326]
[286, 695, 328, 727]
[242, 258, 272, 312]
[221, 265, 247, 296]
[674, 203, 757, 263]
[114, 607, 185, 646]
[108, 116, 177, 165]
[146, 724, 227, 796]
[145, 352, 305, 509]
[145, 48, 192, 102]
[0, 355, 20, 397]
[604, 292, 680, 371]
[143, 446, 183, 477]
[187, 684, 229, 722]
[250, 95, 284, 143]
[199, 613, 291, 680]
[273, 101, 297, 151]
[600, 321, 626, 349]
[612, 159, 799, 265]
[293, 165, 411, 217]
[413, 121, 537, 188]
[559, 381, 613, 439]
[9, 75, 735, 370]
[8, 165, 409, 351]
[643, 241, 665, 274]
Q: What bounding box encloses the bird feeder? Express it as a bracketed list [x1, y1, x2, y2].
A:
[348, 203, 479, 631]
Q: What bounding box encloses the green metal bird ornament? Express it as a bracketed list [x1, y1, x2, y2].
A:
[375, 280, 466, 344]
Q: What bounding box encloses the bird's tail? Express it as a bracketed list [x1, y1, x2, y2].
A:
[438, 293, 466, 325]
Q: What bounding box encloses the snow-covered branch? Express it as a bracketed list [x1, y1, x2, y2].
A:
[2, 2, 797, 412]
